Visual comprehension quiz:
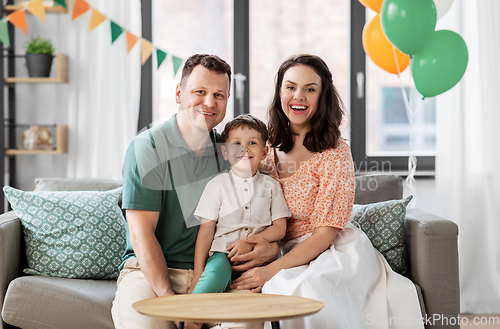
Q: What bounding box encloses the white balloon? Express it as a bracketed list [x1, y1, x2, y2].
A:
[434, 0, 454, 20]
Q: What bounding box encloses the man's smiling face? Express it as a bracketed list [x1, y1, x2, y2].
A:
[176, 65, 230, 132]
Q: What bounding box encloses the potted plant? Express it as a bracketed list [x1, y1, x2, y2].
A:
[24, 36, 55, 78]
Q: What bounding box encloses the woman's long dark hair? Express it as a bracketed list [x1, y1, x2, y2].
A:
[267, 54, 346, 153]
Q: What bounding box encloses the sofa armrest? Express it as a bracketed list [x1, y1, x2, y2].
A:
[405, 208, 460, 329]
[0, 211, 24, 329]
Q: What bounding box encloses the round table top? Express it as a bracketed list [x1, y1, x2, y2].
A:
[133, 292, 324, 323]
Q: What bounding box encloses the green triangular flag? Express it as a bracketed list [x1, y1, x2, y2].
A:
[172, 55, 184, 76]
[110, 21, 124, 44]
[156, 49, 167, 69]
[54, 0, 67, 8]
[0, 20, 10, 48]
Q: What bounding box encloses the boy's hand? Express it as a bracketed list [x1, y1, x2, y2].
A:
[227, 239, 254, 261]
[187, 274, 201, 294]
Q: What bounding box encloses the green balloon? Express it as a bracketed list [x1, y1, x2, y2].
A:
[381, 0, 437, 55]
[411, 30, 468, 97]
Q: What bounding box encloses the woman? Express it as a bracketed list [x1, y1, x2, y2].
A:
[231, 55, 423, 328]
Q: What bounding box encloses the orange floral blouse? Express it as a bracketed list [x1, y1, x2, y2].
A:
[259, 138, 355, 241]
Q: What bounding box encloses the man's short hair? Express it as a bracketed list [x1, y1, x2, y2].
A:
[181, 54, 232, 88]
[221, 114, 269, 143]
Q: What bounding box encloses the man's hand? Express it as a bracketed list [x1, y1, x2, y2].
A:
[227, 239, 254, 260]
[230, 236, 279, 273]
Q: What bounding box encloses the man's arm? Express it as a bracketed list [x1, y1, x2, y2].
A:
[127, 209, 175, 297]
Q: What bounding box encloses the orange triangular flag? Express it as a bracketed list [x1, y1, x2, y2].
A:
[126, 32, 138, 53]
[89, 9, 106, 31]
[141, 39, 153, 65]
[72, 0, 90, 21]
[27, 0, 46, 23]
[7, 10, 28, 35]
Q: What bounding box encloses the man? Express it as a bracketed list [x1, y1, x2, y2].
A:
[111, 54, 277, 329]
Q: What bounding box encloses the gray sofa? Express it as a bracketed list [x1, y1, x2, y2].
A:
[0, 175, 459, 329]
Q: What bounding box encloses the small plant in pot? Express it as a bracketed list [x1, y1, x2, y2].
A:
[24, 36, 55, 78]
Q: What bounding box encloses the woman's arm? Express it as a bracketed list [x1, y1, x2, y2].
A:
[230, 226, 338, 292]
[189, 219, 216, 292]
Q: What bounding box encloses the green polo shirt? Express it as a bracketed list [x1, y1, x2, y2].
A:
[121, 114, 228, 270]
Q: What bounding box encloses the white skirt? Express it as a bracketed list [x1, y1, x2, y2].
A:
[262, 224, 424, 329]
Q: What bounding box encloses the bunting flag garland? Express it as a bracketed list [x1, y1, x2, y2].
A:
[89, 9, 106, 32]
[0, 20, 10, 48]
[6, 9, 28, 34]
[2, 0, 185, 76]
[172, 55, 184, 76]
[126, 31, 139, 53]
[110, 21, 124, 44]
[72, 0, 89, 21]
[54, 0, 68, 9]
[156, 49, 167, 69]
[141, 39, 153, 65]
[27, 0, 46, 23]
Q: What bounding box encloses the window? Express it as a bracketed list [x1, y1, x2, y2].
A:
[350, 0, 435, 173]
[249, 0, 350, 136]
[148, 0, 234, 131]
[141, 1, 435, 174]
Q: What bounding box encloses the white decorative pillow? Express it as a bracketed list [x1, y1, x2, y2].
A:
[3, 186, 126, 279]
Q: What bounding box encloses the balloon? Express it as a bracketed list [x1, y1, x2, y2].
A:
[380, 0, 437, 55]
[434, 0, 454, 20]
[411, 30, 468, 97]
[362, 15, 410, 74]
[358, 0, 384, 13]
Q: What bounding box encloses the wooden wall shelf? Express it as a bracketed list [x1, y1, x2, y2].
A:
[4, 124, 68, 155]
[3, 5, 68, 14]
[4, 53, 68, 84]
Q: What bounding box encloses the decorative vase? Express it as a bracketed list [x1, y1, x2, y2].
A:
[25, 54, 54, 77]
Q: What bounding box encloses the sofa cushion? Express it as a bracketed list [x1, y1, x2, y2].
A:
[354, 175, 403, 204]
[2, 276, 116, 329]
[34, 177, 123, 192]
[3, 186, 126, 279]
[351, 195, 412, 274]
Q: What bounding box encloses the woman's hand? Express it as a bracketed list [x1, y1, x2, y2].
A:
[229, 236, 280, 273]
[230, 264, 278, 293]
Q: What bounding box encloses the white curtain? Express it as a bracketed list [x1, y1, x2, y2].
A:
[436, 0, 500, 313]
[65, 0, 141, 180]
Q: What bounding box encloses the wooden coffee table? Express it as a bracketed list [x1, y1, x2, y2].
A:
[133, 292, 324, 329]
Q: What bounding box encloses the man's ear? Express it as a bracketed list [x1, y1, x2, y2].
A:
[221, 144, 229, 161]
[175, 83, 182, 104]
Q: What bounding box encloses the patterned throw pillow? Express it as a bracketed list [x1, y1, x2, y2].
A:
[3, 186, 126, 279]
[350, 195, 413, 275]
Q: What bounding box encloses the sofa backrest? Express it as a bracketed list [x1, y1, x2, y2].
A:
[354, 175, 403, 204]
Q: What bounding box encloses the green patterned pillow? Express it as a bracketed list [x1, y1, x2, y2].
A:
[351, 195, 413, 274]
[3, 186, 126, 279]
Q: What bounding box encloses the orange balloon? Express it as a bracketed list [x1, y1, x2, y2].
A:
[359, 0, 384, 13]
[362, 14, 410, 74]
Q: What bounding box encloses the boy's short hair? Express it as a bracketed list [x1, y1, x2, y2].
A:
[221, 114, 269, 143]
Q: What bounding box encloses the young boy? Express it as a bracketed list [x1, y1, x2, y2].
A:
[189, 114, 290, 295]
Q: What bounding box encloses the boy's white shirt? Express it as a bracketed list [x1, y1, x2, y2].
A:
[194, 169, 291, 256]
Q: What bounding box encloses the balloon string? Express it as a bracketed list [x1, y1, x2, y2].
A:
[392, 45, 418, 205]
